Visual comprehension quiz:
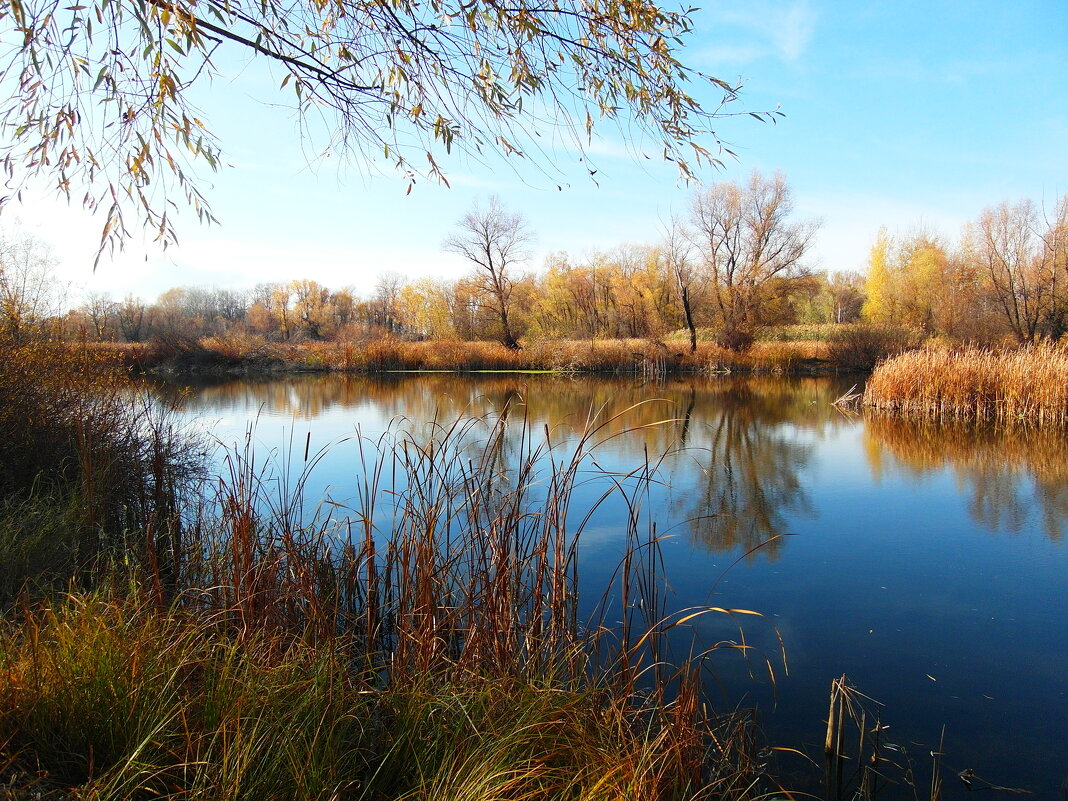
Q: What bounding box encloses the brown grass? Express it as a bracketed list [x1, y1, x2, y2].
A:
[0, 400, 785, 800]
[0, 336, 200, 601]
[96, 336, 835, 375]
[863, 343, 1068, 424]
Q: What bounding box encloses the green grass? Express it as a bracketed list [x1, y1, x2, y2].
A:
[1, 593, 772, 800]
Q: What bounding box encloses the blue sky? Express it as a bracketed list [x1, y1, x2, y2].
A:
[14, 0, 1068, 302]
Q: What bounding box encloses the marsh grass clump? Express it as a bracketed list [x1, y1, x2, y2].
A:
[0, 335, 202, 601]
[863, 344, 1068, 424]
[825, 324, 915, 371]
[0, 596, 376, 799]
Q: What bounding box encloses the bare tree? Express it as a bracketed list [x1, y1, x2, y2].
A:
[689, 171, 818, 351]
[0, 230, 63, 342]
[116, 294, 147, 342]
[662, 219, 703, 353]
[967, 199, 1057, 344]
[825, 270, 866, 324]
[371, 272, 406, 334]
[443, 197, 534, 350]
[1041, 194, 1068, 338]
[82, 291, 117, 340]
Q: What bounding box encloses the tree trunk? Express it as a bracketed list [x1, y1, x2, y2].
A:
[681, 285, 697, 353]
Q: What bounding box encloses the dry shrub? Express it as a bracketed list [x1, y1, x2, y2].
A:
[0, 334, 201, 599]
[826, 324, 915, 370]
[199, 332, 273, 363]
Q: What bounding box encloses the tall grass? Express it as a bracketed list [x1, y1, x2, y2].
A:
[825, 325, 916, 371]
[0, 369, 786, 798]
[0, 594, 770, 800]
[102, 336, 837, 375]
[863, 343, 1068, 424]
[0, 335, 201, 602]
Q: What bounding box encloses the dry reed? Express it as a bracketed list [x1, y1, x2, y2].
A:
[863, 344, 1068, 424]
[0, 391, 787, 799]
[97, 336, 834, 375]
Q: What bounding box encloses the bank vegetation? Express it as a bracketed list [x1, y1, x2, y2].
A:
[0, 321, 795, 800]
[4, 183, 1065, 379]
[862, 344, 1068, 425]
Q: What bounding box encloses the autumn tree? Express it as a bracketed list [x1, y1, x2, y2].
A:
[688, 171, 817, 351]
[397, 278, 456, 340]
[368, 273, 405, 335]
[662, 220, 703, 352]
[602, 245, 668, 338]
[1042, 194, 1068, 337]
[0, 0, 769, 258]
[81, 291, 117, 340]
[862, 229, 897, 324]
[965, 199, 1059, 344]
[290, 279, 332, 339]
[823, 270, 866, 323]
[443, 197, 533, 349]
[330, 289, 357, 336]
[116, 294, 148, 341]
[889, 230, 951, 334]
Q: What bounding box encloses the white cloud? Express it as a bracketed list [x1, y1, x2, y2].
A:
[700, 1, 817, 65]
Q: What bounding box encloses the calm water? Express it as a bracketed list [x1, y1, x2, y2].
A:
[159, 372, 1068, 796]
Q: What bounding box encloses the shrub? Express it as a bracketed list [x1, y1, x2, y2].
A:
[826, 324, 916, 370]
[0, 334, 202, 599]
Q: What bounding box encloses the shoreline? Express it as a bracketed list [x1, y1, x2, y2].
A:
[91, 338, 850, 378]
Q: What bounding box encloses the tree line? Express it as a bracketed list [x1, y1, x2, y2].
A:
[863, 196, 1068, 344]
[5, 174, 1065, 351]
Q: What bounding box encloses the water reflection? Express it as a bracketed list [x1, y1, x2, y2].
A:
[159, 375, 1068, 549]
[863, 416, 1068, 541]
[149, 371, 1068, 796]
[678, 382, 816, 559]
[156, 372, 858, 559]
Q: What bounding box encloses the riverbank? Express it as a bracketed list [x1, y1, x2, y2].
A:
[0, 335, 788, 800]
[90, 334, 855, 376]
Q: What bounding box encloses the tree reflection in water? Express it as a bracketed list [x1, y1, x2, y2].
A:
[674, 382, 816, 560]
[155, 371, 860, 560]
[863, 416, 1068, 542]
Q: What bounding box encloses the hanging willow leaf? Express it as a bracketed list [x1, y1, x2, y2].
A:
[0, 0, 773, 262]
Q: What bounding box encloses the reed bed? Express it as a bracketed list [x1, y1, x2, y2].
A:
[0, 336, 201, 603]
[863, 344, 1068, 424]
[0, 379, 785, 799]
[95, 336, 834, 375]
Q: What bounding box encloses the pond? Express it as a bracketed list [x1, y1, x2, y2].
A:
[157, 372, 1068, 797]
